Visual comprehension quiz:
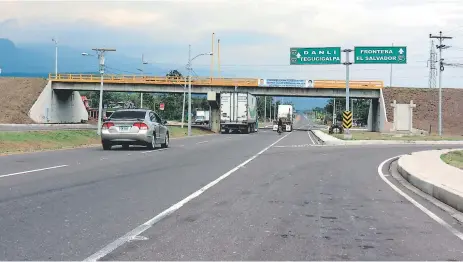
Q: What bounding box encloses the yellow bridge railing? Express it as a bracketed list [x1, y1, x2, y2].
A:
[49, 74, 383, 89]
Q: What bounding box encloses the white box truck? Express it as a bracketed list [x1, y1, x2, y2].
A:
[194, 110, 210, 125]
[220, 92, 258, 134]
[277, 104, 294, 132]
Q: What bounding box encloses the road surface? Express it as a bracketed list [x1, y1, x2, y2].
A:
[1, 115, 463, 260]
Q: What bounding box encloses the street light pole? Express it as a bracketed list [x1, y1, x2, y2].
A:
[140, 54, 148, 109]
[186, 46, 213, 136]
[82, 48, 116, 135]
[188, 45, 192, 136]
[52, 38, 58, 75]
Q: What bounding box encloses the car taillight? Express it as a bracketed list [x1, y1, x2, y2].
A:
[133, 122, 148, 130]
[102, 122, 114, 129]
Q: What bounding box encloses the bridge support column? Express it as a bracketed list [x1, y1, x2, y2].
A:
[29, 81, 89, 123]
[367, 89, 390, 132]
[207, 91, 221, 133]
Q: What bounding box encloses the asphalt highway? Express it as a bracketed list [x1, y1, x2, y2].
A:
[1, 115, 463, 260]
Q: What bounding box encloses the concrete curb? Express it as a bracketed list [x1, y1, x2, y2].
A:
[397, 149, 463, 213]
[311, 130, 344, 145]
[310, 130, 463, 146]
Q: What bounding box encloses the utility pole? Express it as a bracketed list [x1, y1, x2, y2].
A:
[83, 48, 116, 135]
[430, 31, 452, 136]
[427, 40, 438, 89]
[210, 33, 215, 80]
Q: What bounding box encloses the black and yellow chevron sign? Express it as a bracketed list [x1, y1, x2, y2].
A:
[342, 110, 353, 129]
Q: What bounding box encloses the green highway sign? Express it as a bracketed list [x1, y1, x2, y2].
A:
[290, 47, 342, 65]
[354, 46, 407, 64]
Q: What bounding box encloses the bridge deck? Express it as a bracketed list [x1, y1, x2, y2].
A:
[49, 74, 384, 90]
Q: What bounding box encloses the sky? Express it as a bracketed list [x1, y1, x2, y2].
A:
[1, 0, 463, 89]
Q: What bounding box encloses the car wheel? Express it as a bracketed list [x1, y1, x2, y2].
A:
[161, 133, 169, 148]
[122, 144, 130, 150]
[147, 133, 156, 150]
[102, 142, 112, 150]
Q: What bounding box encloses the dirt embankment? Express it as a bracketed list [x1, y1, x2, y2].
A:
[0, 77, 47, 124]
[383, 87, 463, 135]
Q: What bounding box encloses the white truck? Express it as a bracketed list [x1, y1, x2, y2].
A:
[220, 92, 258, 134]
[276, 104, 294, 132]
[194, 110, 210, 125]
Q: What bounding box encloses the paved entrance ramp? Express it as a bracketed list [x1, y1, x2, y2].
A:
[0, 77, 48, 123]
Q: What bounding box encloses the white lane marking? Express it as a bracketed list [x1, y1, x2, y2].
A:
[307, 131, 316, 145]
[274, 144, 312, 148]
[84, 132, 292, 261]
[196, 141, 209, 145]
[0, 165, 69, 179]
[141, 148, 169, 154]
[378, 156, 463, 241]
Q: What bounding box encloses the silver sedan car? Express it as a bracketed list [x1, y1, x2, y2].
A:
[101, 109, 169, 150]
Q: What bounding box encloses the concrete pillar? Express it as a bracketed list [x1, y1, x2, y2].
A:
[207, 91, 220, 133]
[210, 108, 220, 133]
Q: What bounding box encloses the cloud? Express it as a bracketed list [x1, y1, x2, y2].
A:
[1, 0, 463, 87]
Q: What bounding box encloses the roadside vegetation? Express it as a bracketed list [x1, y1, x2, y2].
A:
[0, 126, 212, 155]
[441, 150, 463, 169]
[328, 131, 463, 141]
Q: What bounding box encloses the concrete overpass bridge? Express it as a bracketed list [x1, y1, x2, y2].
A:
[29, 74, 387, 132]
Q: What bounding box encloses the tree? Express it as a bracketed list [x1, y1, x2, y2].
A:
[166, 70, 183, 78]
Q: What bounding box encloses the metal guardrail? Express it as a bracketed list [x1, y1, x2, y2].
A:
[48, 74, 384, 89]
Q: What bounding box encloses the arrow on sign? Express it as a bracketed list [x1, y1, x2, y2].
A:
[398, 48, 404, 55]
[296, 53, 301, 58]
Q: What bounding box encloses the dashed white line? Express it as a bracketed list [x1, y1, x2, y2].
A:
[141, 148, 169, 154]
[378, 156, 463, 241]
[0, 165, 69, 179]
[196, 141, 209, 145]
[84, 132, 292, 261]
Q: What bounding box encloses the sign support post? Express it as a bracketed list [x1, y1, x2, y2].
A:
[342, 49, 353, 138]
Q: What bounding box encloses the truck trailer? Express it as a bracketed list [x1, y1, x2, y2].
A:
[220, 92, 258, 134]
[194, 110, 210, 125]
[277, 104, 294, 132]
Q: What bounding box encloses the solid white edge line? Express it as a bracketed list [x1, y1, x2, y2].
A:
[0, 165, 69, 179]
[84, 131, 292, 261]
[307, 131, 316, 145]
[378, 155, 463, 241]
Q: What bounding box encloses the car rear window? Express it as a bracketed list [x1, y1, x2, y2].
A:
[110, 111, 146, 119]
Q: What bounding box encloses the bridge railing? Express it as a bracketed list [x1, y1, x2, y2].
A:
[49, 74, 259, 87]
[49, 74, 383, 89]
[314, 80, 384, 89]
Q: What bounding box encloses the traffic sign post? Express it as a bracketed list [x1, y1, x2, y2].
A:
[354, 46, 407, 64]
[342, 49, 353, 139]
[290, 47, 341, 65]
[159, 103, 165, 111]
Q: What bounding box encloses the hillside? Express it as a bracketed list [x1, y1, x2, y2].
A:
[383, 87, 463, 135]
[0, 77, 48, 123]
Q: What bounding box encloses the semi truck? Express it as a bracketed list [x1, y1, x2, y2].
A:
[220, 91, 258, 134]
[194, 110, 210, 125]
[277, 104, 294, 132]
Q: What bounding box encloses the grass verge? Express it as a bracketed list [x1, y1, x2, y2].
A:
[441, 150, 463, 169]
[328, 131, 463, 141]
[0, 127, 213, 154]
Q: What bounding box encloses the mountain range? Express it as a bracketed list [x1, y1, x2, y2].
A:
[0, 38, 327, 110]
